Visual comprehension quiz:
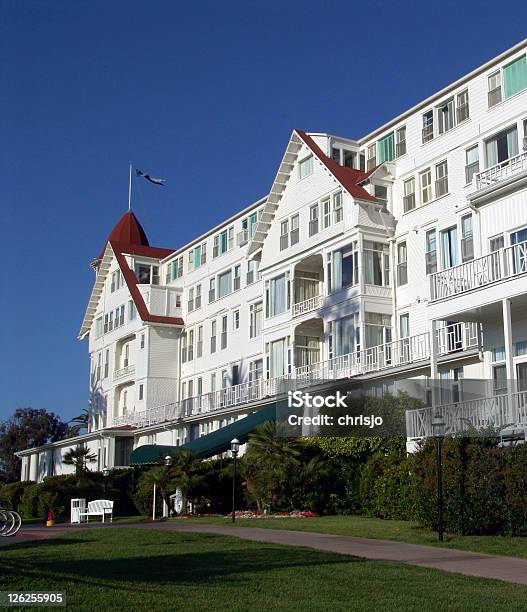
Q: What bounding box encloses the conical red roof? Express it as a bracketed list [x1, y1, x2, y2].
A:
[98, 211, 150, 259]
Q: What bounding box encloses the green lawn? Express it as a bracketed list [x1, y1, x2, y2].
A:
[1, 528, 527, 611]
[190, 515, 527, 559]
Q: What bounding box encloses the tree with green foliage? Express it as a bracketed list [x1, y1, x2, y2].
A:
[0, 408, 68, 482]
[242, 422, 303, 511]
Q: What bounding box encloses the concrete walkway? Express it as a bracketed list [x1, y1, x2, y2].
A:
[11, 520, 527, 586]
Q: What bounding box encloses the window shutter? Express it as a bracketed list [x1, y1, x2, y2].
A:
[503, 55, 527, 99]
[377, 132, 395, 164]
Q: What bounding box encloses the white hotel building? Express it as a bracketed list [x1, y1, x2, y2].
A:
[18, 40, 527, 482]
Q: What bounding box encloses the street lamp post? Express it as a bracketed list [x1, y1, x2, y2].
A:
[102, 466, 110, 497]
[230, 438, 240, 523]
[432, 412, 446, 542]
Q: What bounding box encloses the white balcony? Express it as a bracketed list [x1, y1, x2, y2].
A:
[292, 295, 322, 317]
[113, 364, 135, 381]
[475, 152, 527, 191]
[115, 324, 480, 429]
[430, 241, 527, 302]
[406, 390, 527, 439]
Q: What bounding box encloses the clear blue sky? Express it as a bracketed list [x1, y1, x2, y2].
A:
[2, 0, 526, 423]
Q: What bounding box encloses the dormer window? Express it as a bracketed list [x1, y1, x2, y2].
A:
[134, 263, 159, 285]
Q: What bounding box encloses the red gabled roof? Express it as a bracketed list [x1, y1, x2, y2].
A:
[111, 241, 184, 327]
[98, 211, 151, 259]
[295, 130, 378, 203]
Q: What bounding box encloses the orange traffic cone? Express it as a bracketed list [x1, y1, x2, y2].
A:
[46, 510, 55, 527]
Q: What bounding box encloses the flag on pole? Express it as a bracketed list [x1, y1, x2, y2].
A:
[135, 169, 166, 186]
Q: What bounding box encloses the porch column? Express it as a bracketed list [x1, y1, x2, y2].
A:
[502, 298, 514, 381]
[429, 320, 439, 410]
[106, 437, 116, 468]
[29, 453, 38, 482]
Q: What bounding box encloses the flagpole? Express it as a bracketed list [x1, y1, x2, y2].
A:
[128, 162, 132, 212]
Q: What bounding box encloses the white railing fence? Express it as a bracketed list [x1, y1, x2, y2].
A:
[292, 295, 322, 317]
[430, 240, 527, 301]
[475, 151, 527, 190]
[113, 364, 135, 381]
[406, 390, 527, 438]
[113, 324, 480, 429]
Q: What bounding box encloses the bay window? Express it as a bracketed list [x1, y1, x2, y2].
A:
[328, 242, 358, 293]
[363, 241, 390, 286]
[329, 314, 359, 358]
[266, 273, 289, 317]
[364, 312, 392, 348]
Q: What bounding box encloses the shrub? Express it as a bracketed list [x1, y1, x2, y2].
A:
[19, 483, 39, 518]
[411, 437, 527, 536]
[0, 481, 35, 511]
[358, 453, 415, 520]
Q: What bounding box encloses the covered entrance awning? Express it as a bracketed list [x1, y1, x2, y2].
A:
[129, 403, 277, 466]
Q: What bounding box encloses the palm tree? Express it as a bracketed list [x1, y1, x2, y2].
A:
[63, 445, 97, 477]
[68, 408, 90, 436]
[169, 451, 204, 514]
[142, 466, 174, 510]
[243, 422, 302, 511]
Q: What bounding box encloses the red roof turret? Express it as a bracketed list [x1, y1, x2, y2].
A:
[98, 211, 150, 259]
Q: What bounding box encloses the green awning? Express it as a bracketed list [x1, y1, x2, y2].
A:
[129, 402, 277, 466]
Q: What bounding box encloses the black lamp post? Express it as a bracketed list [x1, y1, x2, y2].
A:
[102, 466, 110, 497]
[432, 412, 446, 542]
[164, 455, 173, 517]
[230, 438, 240, 523]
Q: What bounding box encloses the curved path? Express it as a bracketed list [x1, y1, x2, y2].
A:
[12, 520, 527, 586]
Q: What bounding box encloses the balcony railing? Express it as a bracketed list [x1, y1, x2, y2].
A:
[430, 240, 527, 301]
[475, 152, 527, 191]
[292, 295, 322, 317]
[113, 364, 135, 381]
[406, 390, 527, 439]
[113, 324, 481, 429]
